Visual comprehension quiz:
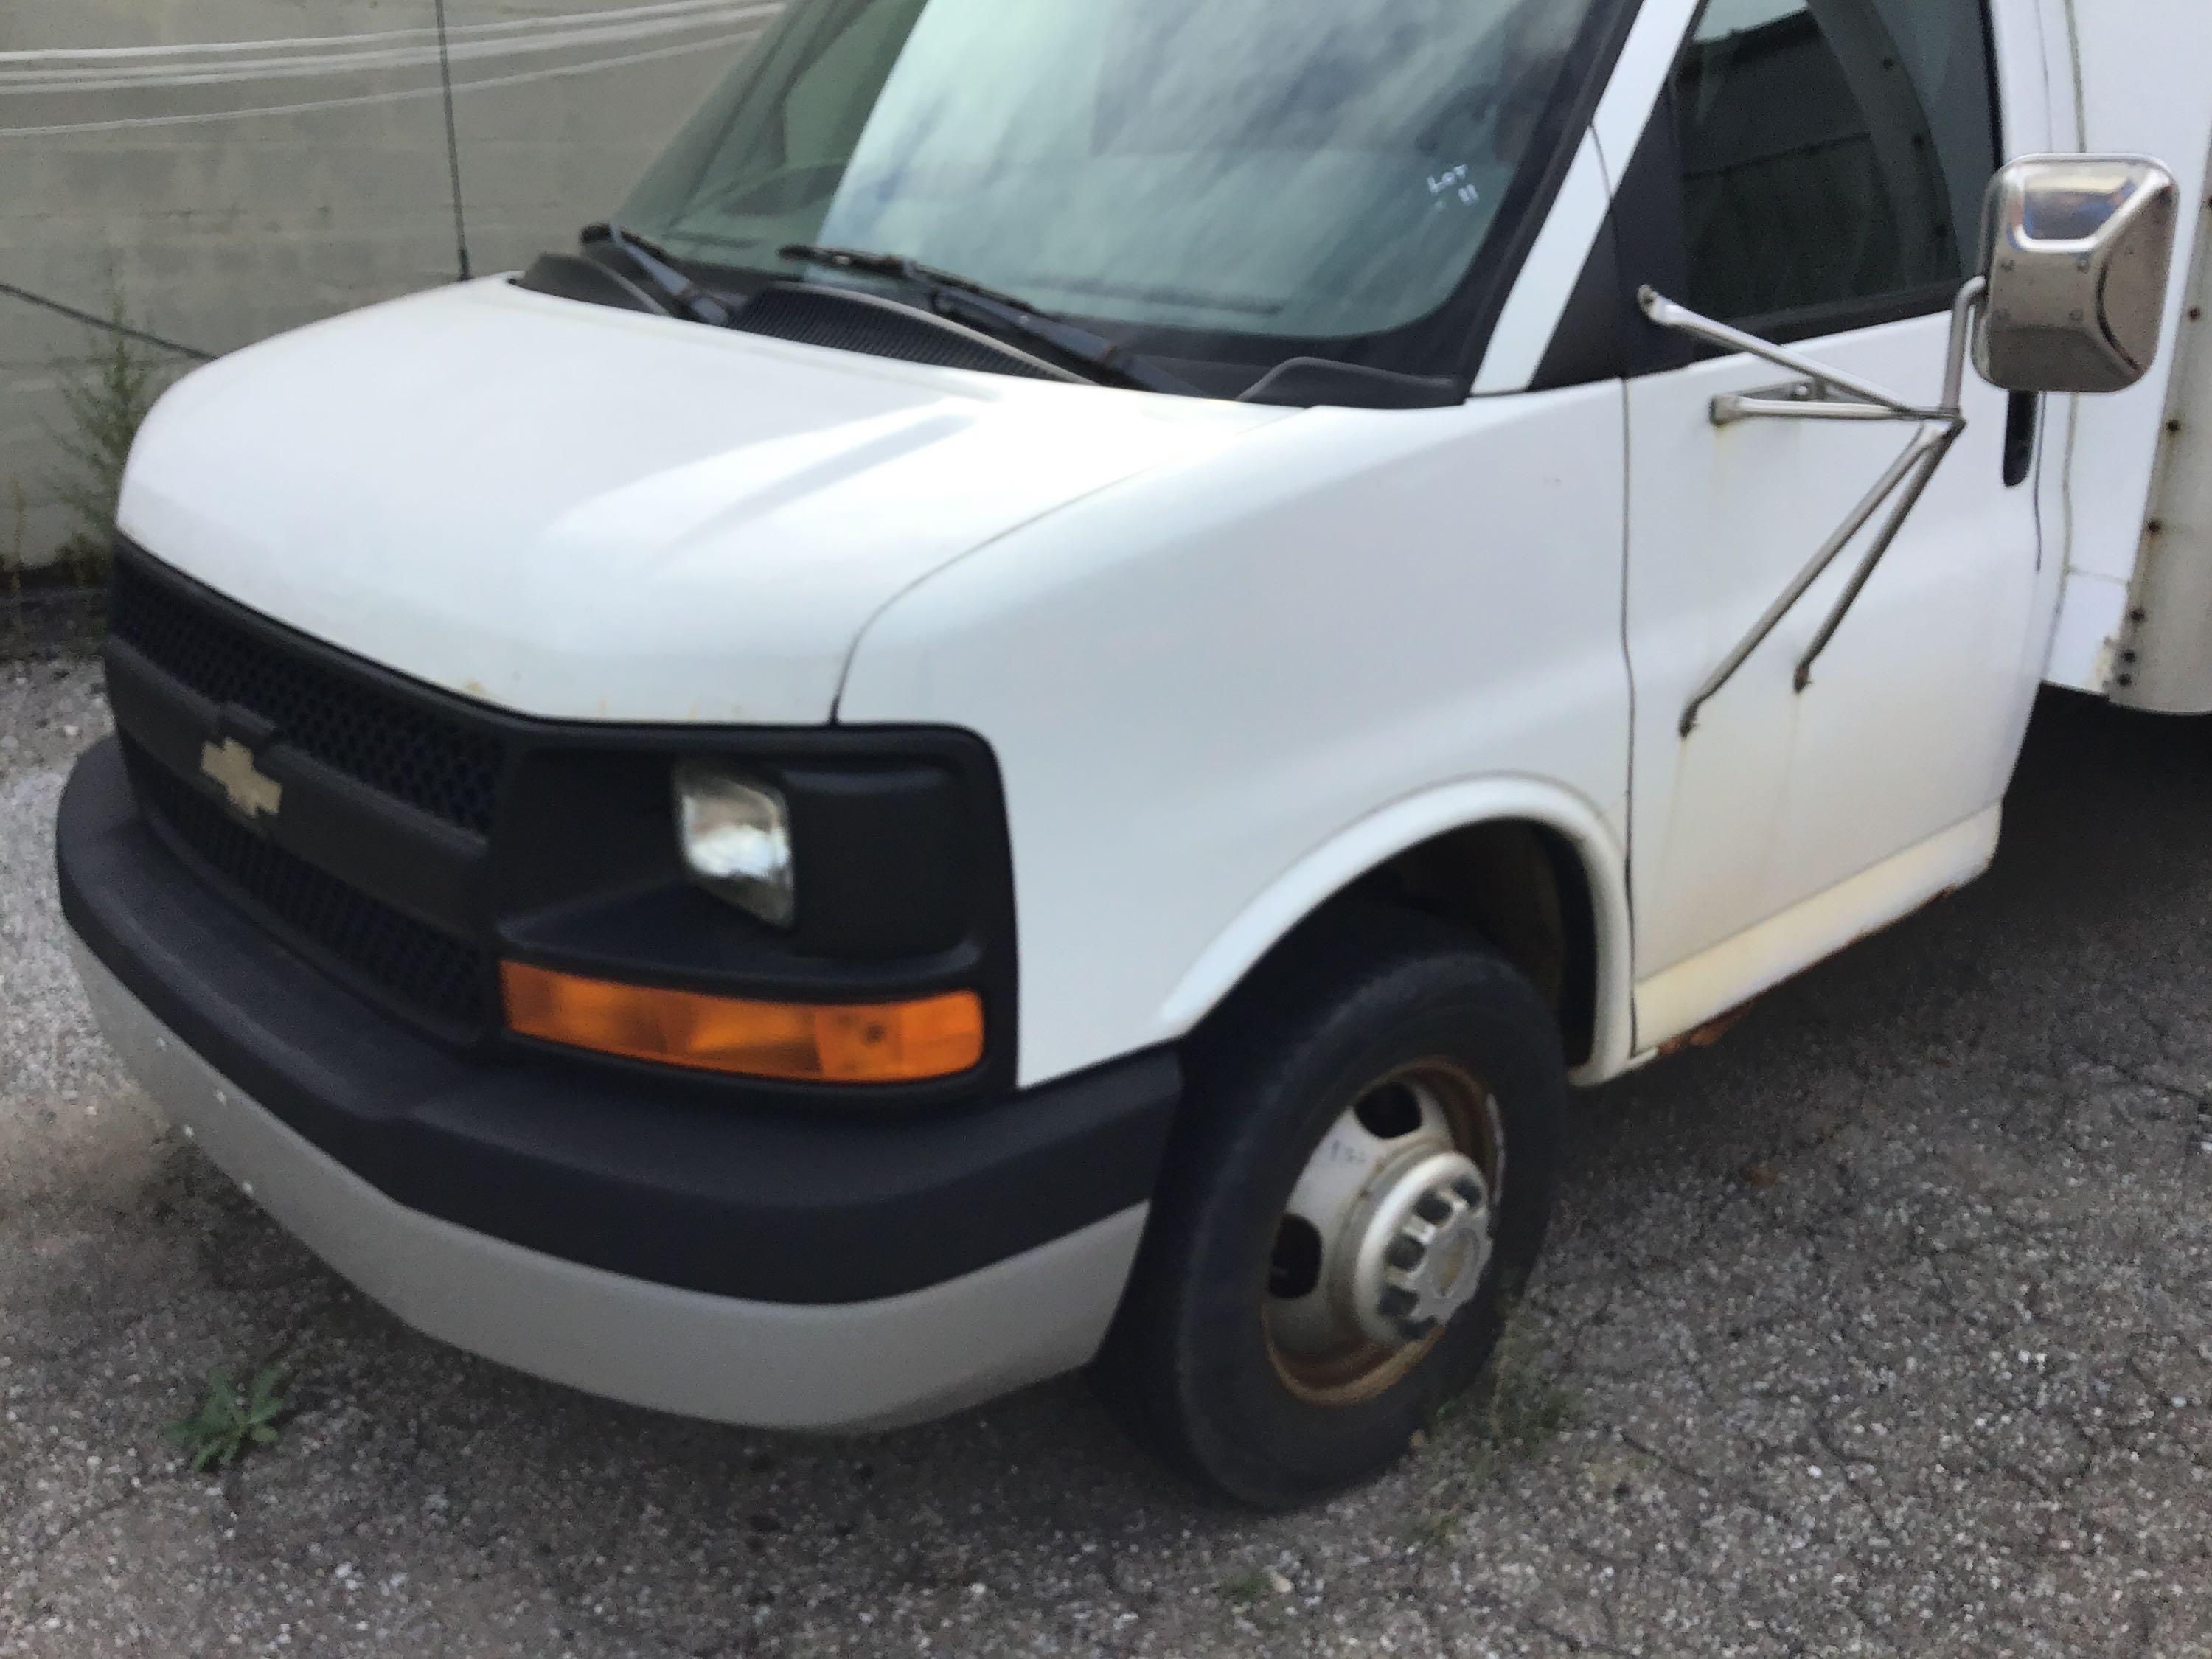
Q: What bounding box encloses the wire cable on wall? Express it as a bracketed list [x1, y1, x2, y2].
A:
[0, 0, 768, 64]
[431, 0, 473, 281]
[0, 279, 214, 360]
[0, 2, 782, 348]
[0, 6, 783, 95]
[0, 29, 768, 139]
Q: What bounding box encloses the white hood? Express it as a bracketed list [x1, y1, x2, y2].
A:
[119, 278, 1285, 724]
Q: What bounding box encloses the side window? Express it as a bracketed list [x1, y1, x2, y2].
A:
[1674, 0, 1999, 328]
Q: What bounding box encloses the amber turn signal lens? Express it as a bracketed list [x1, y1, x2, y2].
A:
[501, 962, 984, 1084]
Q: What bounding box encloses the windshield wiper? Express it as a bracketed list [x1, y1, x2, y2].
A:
[583, 223, 737, 327]
[779, 243, 1197, 395]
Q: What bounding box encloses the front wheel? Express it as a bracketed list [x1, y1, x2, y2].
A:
[1096, 907, 1568, 1509]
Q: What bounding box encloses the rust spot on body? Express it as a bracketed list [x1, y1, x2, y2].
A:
[1658, 1003, 1755, 1058]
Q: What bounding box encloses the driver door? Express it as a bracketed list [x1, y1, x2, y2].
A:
[1620, 0, 2053, 1045]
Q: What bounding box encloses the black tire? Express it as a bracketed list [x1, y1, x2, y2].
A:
[1095, 904, 1568, 1509]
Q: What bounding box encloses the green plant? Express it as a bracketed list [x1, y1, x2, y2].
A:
[1456, 1304, 1582, 1472]
[46, 293, 173, 582]
[1217, 1568, 1273, 1606]
[1401, 1304, 1582, 1544]
[166, 1362, 291, 1472]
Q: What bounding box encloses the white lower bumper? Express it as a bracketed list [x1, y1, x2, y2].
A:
[72, 936, 1147, 1432]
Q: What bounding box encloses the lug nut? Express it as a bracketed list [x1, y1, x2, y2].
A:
[1379, 1286, 1418, 1319]
[1415, 1192, 1453, 1225]
[1452, 1175, 1486, 1206]
[1387, 1237, 1426, 1271]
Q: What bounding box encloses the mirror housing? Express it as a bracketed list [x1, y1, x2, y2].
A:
[1975, 155, 2180, 394]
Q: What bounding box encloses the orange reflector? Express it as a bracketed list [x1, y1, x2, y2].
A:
[501, 962, 985, 1084]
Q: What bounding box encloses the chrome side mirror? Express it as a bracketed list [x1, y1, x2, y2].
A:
[1976, 156, 2180, 394]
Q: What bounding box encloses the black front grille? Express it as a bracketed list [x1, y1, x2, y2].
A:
[102, 542, 1016, 1094]
[128, 744, 494, 1032]
[108, 555, 506, 834]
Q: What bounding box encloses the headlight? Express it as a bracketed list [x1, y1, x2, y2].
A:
[674, 761, 794, 927]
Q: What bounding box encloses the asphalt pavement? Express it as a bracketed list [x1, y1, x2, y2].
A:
[2, 654, 2207, 1657]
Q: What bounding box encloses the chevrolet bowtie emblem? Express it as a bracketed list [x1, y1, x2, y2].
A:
[200, 737, 284, 821]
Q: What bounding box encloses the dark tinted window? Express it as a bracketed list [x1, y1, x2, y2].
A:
[1674, 0, 1997, 326]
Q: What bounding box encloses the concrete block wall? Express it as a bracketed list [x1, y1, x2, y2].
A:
[1, 0, 773, 568]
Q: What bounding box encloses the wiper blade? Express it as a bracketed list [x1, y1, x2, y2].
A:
[583, 223, 737, 327]
[779, 243, 1197, 395]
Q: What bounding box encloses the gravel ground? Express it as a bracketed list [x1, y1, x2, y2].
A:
[3, 655, 2208, 1658]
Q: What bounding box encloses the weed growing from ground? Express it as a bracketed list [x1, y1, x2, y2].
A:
[1400, 1303, 1582, 1546]
[47, 292, 174, 585]
[167, 1362, 290, 1472]
[1217, 1568, 1273, 1606]
[1453, 1302, 1582, 1480]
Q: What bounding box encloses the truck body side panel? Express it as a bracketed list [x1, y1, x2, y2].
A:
[2040, 0, 2212, 701]
[2114, 148, 2212, 712]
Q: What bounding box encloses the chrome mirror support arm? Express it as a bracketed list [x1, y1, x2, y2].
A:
[1938, 276, 1987, 410]
[1713, 389, 1905, 425]
[1638, 288, 1938, 418]
[1638, 279, 1989, 736]
[1790, 420, 1964, 689]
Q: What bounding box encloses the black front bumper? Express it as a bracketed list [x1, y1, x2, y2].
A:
[59, 738, 1180, 1305]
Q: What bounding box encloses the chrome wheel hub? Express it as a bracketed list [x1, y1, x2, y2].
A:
[1265, 1063, 1500, 1403]
[1356, 1152, 1493, 1344]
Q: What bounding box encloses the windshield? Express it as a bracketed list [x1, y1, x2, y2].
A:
[619, 0, 1611, 357]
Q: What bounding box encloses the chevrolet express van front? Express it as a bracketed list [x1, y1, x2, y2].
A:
[57, 0, 2212, 1506]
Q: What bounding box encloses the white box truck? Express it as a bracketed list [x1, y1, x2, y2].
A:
[57, 0, 2212, 1506]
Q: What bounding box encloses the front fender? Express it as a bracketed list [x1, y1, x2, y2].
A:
[839, 384, 1635, 1089]
[1157, 776, 1637, 1085]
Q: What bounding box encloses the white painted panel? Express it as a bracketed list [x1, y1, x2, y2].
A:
[2115, 148, 2212, 712]
[1626, 316, 2042, 980]
[2055, 0, 2212, 588]
[2045, 569, 2129, 692]
[1472, 131, 1613, 394]
[842, 386, 1637, 1088]
[1590, 0, 1700, 174]
[1635, 807, 2000, 1048]
[118, 279, 1281, 723]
